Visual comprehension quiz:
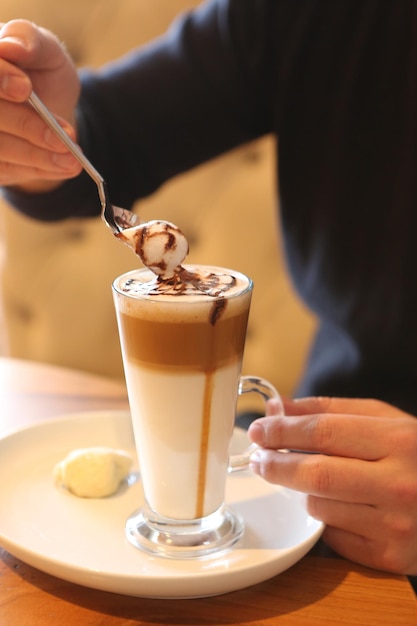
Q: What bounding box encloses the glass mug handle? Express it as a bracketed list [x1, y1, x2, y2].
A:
[229, 375, 284, 472]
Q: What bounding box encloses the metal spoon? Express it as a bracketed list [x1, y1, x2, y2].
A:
[28, 91, 137, 234]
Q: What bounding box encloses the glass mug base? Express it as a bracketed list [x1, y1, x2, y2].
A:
[125, 503, 244, 559]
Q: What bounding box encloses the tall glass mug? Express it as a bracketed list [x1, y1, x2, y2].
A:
[112, 265, 282, 559]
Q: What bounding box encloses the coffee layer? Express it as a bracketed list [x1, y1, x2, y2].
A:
[118, 310, 249, 370]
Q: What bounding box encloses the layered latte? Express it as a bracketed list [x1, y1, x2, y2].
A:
[113, 265, 252, 520]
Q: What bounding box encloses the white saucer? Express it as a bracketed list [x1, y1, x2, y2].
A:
[0, 411, 323, 598]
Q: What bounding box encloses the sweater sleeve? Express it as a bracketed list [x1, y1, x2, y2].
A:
[2, 0, 274, 222]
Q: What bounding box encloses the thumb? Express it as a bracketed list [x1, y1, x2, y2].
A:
[0, 21, 37, 67]
[0, 20, 79, 115]
[0, 20, 63, 71]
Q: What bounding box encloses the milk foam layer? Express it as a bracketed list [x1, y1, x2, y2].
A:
[115, 266, 251, 309]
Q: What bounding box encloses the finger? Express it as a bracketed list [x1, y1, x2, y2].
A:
[0, 20, 63, 72]
[0, 137, 81, 186]
[266, 398, 282, 417]
[0, 132, 79, 173]
[284, 396, 410, 419]
[0, 160, 81, 187]
[247, 410, 410, 459]
[321, 527, 385, 571]
[307, 494, 377, 535]
[0, 101, 76, 152]
[321, 526, 414, 574]
[0, 23, 37, 102]
[0, 20, 78, 114]
[0, 100, 81, 182]
[0, 57, 31, 102]
[308, 494, 417, 567]
[325, 510, 417, 574]
[249, 447, 380, 503]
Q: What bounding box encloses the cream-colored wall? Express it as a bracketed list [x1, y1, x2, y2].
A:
[0, 0, 316, 397]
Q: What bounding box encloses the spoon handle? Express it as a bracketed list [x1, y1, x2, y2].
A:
[28, 91, 105, 192]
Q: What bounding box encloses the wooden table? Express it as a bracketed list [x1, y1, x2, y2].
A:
[1, 357, 416, 625]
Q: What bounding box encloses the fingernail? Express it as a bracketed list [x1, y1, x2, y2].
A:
[44, 127, 68, 150]
[249, 449, 261, 474]
[2, 74, 31, 99]
[51, 152, 78, 170]
[267, 398, 284, 416]
[248, 422, 265, 446]
[0, 36, 29, 49]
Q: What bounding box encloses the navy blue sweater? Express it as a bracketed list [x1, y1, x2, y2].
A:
[5, 0, 417, 412]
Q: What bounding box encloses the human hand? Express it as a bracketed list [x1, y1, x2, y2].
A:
[248, 396, 417, 575]
[0, 19, 81, 191]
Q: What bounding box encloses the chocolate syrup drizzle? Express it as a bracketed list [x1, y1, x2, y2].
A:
[136, 223, 181, 275]
[123, 267, 236, 325]
[124, 267, 236, 297]
[118, 220, 238, 325]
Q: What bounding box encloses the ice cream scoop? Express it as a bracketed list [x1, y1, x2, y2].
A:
[117, 220, 189, 279]
[53, 447, 133, 498]
[116, 219, 238, 300]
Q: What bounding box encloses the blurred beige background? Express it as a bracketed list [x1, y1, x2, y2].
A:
[0, 0, 316, 397]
